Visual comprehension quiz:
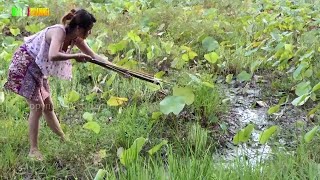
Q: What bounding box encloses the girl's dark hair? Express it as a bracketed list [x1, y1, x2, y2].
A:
[61, 9, 96, 34]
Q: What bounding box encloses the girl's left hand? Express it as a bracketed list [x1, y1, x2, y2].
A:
[75, 53, 92, 63]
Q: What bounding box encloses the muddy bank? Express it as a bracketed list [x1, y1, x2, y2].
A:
[216, 77, 308, 165]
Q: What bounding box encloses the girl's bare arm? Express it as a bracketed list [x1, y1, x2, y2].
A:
[74, 38, 113, 64]
[47, 28, 90, 61]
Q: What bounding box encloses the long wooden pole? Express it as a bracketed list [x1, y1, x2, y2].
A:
[88, 59, 161, 85]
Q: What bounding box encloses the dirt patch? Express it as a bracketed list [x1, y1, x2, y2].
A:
[216, 74, 308, 165]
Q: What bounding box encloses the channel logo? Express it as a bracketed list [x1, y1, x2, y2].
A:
[11, 6, 50, 17]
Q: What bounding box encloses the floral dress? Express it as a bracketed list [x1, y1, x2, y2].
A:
[4, 24, 75, 101]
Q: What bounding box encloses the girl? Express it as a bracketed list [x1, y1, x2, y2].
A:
[4, 8, 112, 161]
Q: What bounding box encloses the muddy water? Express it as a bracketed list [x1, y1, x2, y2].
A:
[213, 78, 309, 167]
[218, 84, 275, 165]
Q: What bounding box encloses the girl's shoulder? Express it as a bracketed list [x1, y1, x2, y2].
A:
[24, 24, 66, 44]
[25, 24, 65, 37]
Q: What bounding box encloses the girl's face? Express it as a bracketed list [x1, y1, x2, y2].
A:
[76, 25, 93, 39]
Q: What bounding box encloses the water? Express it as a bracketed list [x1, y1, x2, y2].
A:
[220, 85, 274, 166]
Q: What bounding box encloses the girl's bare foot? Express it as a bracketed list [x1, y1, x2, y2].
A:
[28, 149, 44, 161]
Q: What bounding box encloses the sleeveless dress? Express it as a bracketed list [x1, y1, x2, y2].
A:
[3, 24, 75, 101]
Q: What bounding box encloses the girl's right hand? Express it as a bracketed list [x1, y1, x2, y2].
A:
[74, 53, 92, 63]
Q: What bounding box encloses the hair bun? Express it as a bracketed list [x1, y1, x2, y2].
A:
[70, 9, 76, 15]
[61, 9, 76, 25]
[66, 12, 74, 20]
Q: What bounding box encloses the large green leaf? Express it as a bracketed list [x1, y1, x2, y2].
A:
[94, 169, 107, 180]
[226, 74, 233, 84]
[204, 52, 219, 64]
[267, 105, 280, 115]
[284, 44, 293, 53]
[293, 62, 308, 80]
[147, 50, 154, 60]
[312, 82, 320, 92]
[233, 124, 254, 144]
[202, 36, 219, 52]
[107, 73, 116, 86]
[233, 130, 244, 145]
[0, 50, 11, 62]
[107, 40, 127, 54]
[171, 58, 187, 69]
[237, 71, 252, 82]
[242, 124, 255, 142]
[311, 92, 317, 101]
[160, 96, 185, 115]
[173, 86, 195, 105]
[304, 68, 313, 78]
[259, 126, 278, 144]
[295, 81, 311, 96]
[202, 81, 215, 88]
[270, 31, 281, 41]
[182, 54, 189, 61]
[279, 51, 292, 61]
[154, 71, 165, 79]
[10, 28, 20, 36]
[83, 121, 101, 134]
[128, 31, 141, 42]
[278, 95, 289, 105]
[86, 93, 97, 102]
[308, 105, 320, 117]
[58, 96, 69, 108]
[292, 94, 310, 106]
[188, 51, 198, 60]
[83, 112, 94, 121]
[299, 50, 314, 61]
[181, 45, 191, 52]
[3, 36, 15, 46]
[148, 140, 168, 156]
[152, 111, 162, 120]
[107, 96, 128, 106]
[120, 137, 147, 166]
[123, 60, 138, 69]
[161, 41, 174, 54]
[304, 126, 319, 143]
[250, 60, 261, 73]
[67, 90, 80, 103]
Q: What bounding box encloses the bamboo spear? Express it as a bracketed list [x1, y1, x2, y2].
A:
[88, 59, 161, 85]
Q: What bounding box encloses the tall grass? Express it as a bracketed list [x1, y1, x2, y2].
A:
[100, 145, 320, 180]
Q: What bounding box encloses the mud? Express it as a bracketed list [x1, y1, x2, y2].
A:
[216, 78, 307, 166]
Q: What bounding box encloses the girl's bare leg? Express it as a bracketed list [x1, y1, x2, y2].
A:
[27, 97, 45, 161]
[43, 96, 66, 141]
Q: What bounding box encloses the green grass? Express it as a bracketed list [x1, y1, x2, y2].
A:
[1, 114, 320, 179]
[106, 137, 320, 179]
